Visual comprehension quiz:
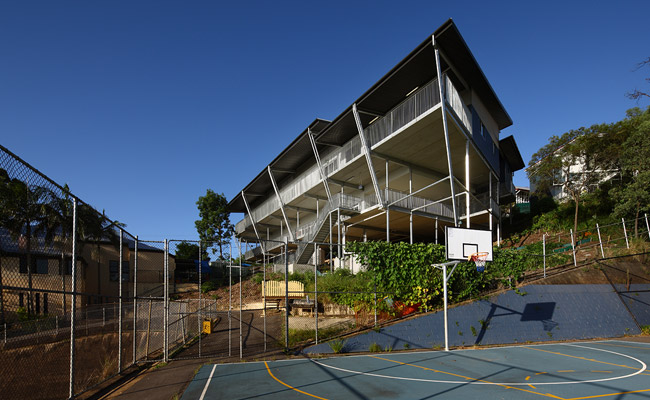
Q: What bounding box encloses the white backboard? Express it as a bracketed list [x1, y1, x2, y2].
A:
[445, 227, 493, 261]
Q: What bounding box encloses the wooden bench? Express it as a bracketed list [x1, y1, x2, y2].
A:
[262, 280, 305, 309]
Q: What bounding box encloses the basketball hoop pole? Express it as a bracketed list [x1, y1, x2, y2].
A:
[432, 260, 461, 352]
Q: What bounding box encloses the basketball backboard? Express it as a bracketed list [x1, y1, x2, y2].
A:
[445, 226, 493, 261]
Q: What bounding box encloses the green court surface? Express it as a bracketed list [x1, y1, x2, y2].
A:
[181, 340, 650, 400]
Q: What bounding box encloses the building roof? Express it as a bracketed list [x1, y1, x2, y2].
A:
[229, 19, 513, 213]
[499, 135, 525, 171]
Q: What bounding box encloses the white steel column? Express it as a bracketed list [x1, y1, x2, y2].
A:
[353, 103, 382, 206]
[386, 159, 390, 243]
[433, 36, 458, 227]
[465, 140, 470, 228]
[268, 166, 295, 242]
[308, 129, 333, 203]
[409, 167, 413, 244]
[489, 174, 493, 231]
[242, 191, 264, 251]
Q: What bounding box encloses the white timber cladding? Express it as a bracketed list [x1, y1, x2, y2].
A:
[470, 89, 500, 143]
[237, 76, 474, 235]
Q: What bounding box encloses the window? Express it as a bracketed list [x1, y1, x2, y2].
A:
[35, 258, 48, 274]
[481, 123, 486, 139]
[109, 260, 129, 282]
[19, 256, 49, 274]
[60, 257, 72, 275]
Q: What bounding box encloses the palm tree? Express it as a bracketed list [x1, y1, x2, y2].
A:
[0, 170, 60, 317]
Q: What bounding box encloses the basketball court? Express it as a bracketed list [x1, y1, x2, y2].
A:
[181, 340, 650, 400]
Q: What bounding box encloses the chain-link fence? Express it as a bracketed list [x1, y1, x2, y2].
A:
[2, 142, 650, 399]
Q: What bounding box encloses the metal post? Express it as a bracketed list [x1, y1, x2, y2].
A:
[198, 241, 202, 358]
[118, 230, 123, 372]
[442, 264, 449, 351]
[228, 242, 232, 357]
[314, 250, 318, 344]
[543, 234, 546, 278]
[622, 218, 629, 249]
[3, 323, 6, 344]
[386, 159, 390, 243]
[263, 248, 267, 352]
[56, 316, 58, 336]
[102, 308, 105, 327]
[646, 213, 650, 240]
[284, 238, 289, 351]
[133, 235, 138, 365]
[433, 38, 458, 227]
[69, 198, 77, 399]
[352, 103, 382, 206]
[570, 229, 577, 267]
[239, 240, 242, 359]
[597, 223, 605, 258]
[409, 167, 413, 244]
[329, 214, 333, 273]
[163, 239, 169, 363]
[337, 208, 341, 269]
[465, 139, 470, 228]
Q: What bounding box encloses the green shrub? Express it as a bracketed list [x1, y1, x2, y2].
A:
[368, 342, 381, 352]
[328, 339, 346, 353]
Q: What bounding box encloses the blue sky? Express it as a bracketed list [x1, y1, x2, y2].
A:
[1, 1, 649, 241]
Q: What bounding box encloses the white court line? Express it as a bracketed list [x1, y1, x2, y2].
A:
[199, 365, 217, 400]
[310, 344, 647, 386]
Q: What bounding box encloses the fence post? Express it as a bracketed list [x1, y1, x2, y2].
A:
[56, 316, 58, 336]
[198, 241, 202, 359]
[228, 242, 232, 358]
[239, 240, 243, 359]
[133, 236, 138, 365]
[646, 213, 650, 240]
[263, 246, 267, 352]
[570, 229, 577, 267]
[4, 322, 6, 344]
[597, 224, 605, 258]
[622, 218, 629, 249]
[69, 198, 77, 399]
[164, 239, 169, 363]
[118, 229, 123, 373]
[102, 307, 105, 327]
[285, 237, 289, 351]
[542, 234, 546, 279]
[314, 243, 318, 345]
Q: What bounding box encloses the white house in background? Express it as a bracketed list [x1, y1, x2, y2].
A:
[228, 19, 525, 272]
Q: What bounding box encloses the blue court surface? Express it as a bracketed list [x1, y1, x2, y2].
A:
[181, 340, 650, 400]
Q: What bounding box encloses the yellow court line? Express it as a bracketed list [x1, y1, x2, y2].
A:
[264, 362, 328, 400]
[523, 347, 635, 369]
[557, 370, 575, 373]
[566, 388, 650, 400]
[526, 376, 531, 381]
[368, 355, 565, 400]
[590, 371, 611, 373]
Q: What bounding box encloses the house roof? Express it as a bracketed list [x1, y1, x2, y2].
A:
[228, 19, 513, 213]
[499, 135, 525, 171]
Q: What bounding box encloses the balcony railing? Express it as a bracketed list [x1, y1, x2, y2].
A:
[236, 74, 474, 236]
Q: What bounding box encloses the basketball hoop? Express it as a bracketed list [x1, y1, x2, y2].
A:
[469, 252, 489, 272]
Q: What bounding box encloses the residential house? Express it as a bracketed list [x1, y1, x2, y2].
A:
[228, 20, 525, 271]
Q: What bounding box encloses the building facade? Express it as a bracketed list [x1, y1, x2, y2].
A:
[228, 20, 524, 269]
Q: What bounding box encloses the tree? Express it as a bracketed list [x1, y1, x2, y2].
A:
[627, 57, 650, 102]
[527, 125, 619, 236]
[0, 171, 60, 316]
[195, 189, 233, 259]
[175, 241, 210, 261]
[610, 107, 650, 236]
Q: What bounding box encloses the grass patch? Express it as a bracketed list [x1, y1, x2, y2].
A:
[328, 339, 347, 353]
[641, 325, 650, 335]
[368, 342, 381, 352]
[284, 323, 351, 347]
